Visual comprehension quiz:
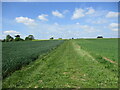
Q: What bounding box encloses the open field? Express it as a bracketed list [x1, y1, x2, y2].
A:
[2, 40, 64, 78]
[75, 38, 118, 62]
[2, 38, 118, 88]
[75, 39, 118, 73]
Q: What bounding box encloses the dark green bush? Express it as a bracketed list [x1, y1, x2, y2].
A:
[50, 37, 54, 40]
[15, 37, 24, 41]
[25, 37, 30, 40]
[25, 35, 34, 41]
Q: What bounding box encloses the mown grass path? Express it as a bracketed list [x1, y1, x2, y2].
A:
[3, 40, 118, 88]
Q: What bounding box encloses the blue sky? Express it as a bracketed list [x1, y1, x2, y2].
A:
[2, 2, 119, 39]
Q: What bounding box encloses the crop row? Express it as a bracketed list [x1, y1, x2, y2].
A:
[2, 40, 64, 78]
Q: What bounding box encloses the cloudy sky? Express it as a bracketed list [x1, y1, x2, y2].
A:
[2, 2, 119, 39]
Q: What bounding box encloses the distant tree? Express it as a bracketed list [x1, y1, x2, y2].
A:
[15, 37, 20, 41]
[25, 35, 34, 41]
[50, 37, 54, 40]
[25, 37, 30, 40]
[15, 35, 20, 38]
[14, 35, 24, 41]
[9, 38, 14, 41]
[28, 35, 34, 40]
[6, 35, 11, 40]
[97, 36, 103, 38]
[15, 37, 24, 41]
[72, 38, 74, 39]
[6, 35, 14, 42]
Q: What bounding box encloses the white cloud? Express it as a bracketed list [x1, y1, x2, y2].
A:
[109, 23, 119, 31]
[76, 22, 80, 25]
[109, 23, 118, 28]
[71, 8, 85, 20]
[52, 10, 64, 18]
[111, 28, 118, 31]
[86, 7, 95, 15]
[38, 14, 48, 21]
[3, 30, 20, 34]
[15, 16, 36, 26]
[106, 11, 118, 18]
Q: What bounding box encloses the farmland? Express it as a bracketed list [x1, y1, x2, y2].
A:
[75, 38, 118, 73]
[2, 38, 118, 88]
[2, 40, 64, 78]
[75, 38, 118, 62]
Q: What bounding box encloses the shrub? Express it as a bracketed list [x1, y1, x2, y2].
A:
[15, 35, 20, 38]
[50, 37, 54, 40]
[25, 37, 30, 40]
[97, 36, 103, 38]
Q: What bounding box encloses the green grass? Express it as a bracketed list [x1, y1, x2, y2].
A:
[75, 38, 118, 73]
[75, 38, 118, 62]
[3, 39, 118, 88]
[2, 40, 64, 78]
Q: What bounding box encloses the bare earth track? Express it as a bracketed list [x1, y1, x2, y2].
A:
[103, 57, 117, 64]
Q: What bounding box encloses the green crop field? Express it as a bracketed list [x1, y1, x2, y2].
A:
[75, 38, 118, 74]
[2, 39, 118, 88]
[2, 40, 64, 78]
[75, 38, 118, 62]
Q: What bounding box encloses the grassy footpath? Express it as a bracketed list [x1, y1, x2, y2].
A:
[3, 40, 118, 88]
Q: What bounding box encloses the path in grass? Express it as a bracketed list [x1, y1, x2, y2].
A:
[3, 40, 118, 88]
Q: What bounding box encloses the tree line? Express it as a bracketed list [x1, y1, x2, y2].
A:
[2, 35, 34, 42]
